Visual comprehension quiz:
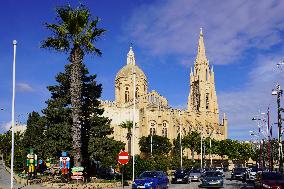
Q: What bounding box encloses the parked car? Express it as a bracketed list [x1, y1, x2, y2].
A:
[189, 169, 202, 182]
[199, 171, 224, 188]
[246, 166, 258, 181]
[254, 171, 284, 189]
[230, 167, 247, 180]
[171, 169, 190, 184]
[132, 171, 169, 189]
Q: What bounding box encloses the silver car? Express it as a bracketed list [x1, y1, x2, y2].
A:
[189, 169, 201, 181]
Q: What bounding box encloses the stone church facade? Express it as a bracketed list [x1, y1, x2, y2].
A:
[101, 29, 228, 158]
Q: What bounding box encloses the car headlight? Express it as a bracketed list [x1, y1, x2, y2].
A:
[172, 176, 175, 178]
[262, 183, 273, 188]
[145, 182, 153, 186]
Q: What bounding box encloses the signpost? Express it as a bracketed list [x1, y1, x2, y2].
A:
[118, 150, 129, 188]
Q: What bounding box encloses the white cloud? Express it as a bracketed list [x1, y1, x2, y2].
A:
[1, 121, 11, 132]
[0, 121, 27, 133]
[124, 0, 284, 65]
[218, 54, 284, 140]
[17, 82, 33, 92]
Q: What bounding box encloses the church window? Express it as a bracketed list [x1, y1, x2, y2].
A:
[206, 93, 209, 109]
[125, 87, 129, 102]
[150, 128, 156, 135]
[135, 87, 139, 98]
[162, 128, 167, 137]
[150, 122, 156, 135]
[162, 122, 168, 137]
[206, 69, 208, 81]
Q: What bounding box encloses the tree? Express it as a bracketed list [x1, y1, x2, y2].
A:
[118, 121, 133, 154]
[22, 112, 46, 158]
[41, 4, 106, 166]
[41, 64, 123, 170]
[139, 135, 172, 156]
[0, 131, 25, 171]
[183, 131, 201, 161]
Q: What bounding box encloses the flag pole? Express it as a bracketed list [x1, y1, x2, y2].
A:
[11, 40, 17, 189]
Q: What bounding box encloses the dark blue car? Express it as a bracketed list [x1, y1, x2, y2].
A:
[132, 171, 169, 189]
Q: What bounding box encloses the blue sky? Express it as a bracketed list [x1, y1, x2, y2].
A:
[1, 0, 284, 141]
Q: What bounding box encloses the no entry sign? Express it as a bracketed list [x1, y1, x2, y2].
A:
[118, 151, 129, 165]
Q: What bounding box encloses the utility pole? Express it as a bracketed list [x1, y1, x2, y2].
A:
[200, 132, 203, 170]
[132, 70, 136, 181]
[272, 84, 283, 173]
[179, 111, 183, 169]
[11, 40, 17, 189]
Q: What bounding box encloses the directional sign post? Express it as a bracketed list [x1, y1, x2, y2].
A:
[118, 151, 129, 188]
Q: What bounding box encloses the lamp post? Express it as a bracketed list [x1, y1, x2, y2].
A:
[11, 40, 17, 189]
[272, 84, 283, 173]
[150, 133, 153, 157]
[132, 69, 136, 181]
[250, 131, 261, 168]
[179, 111, 183, 169]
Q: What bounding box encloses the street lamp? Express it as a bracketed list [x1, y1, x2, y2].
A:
[10, 40, 17, 189]
[272, 84, 283, 173]
[132, 69, 136, 181]
[179, 111, 183, 169]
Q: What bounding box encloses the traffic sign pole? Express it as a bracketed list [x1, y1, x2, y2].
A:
[122, 165, 124, 188]
[118, 150, 129, 188]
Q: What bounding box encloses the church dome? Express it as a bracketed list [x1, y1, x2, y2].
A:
[115, 47, 147, 81]
[115, 64, 146, 80]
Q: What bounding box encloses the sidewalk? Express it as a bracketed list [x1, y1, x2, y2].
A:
[0, 164, 22, 189]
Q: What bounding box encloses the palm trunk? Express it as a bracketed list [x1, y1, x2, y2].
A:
[128, 129, 132, 155]
[191, 146, 195, 162]
[70, 46, 84, 166]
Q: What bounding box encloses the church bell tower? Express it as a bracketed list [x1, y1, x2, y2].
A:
[188, 29, 219, 115]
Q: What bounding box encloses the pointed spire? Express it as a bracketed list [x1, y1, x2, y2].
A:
[211, 65, 214, 72]
[195, 28, 208, 65]
[127, 45, 136, 65]
[190, 67, 193, 75]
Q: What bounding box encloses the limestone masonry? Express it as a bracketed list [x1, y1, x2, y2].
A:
[101, 29, 228, 158]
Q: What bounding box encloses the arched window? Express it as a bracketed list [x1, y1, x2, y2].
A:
[135, 87, 139, 98]
[125, 87, 129, 102]
[206, 93, 209, 109]
[150, 122, 156, 135]
[162, 122, 168, 137]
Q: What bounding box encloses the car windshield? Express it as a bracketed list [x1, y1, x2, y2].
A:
[235, 168, 246, 172]
[175, 169, 187, 174]
[250, 167, 258, 172]
[139, 172, 159, 178]
[190, 170, 200, 173]
[262, 172, 284, 180]
[204, 172, 222, 177]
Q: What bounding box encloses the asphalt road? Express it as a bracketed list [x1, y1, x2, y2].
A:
[0, 161, 255, 189]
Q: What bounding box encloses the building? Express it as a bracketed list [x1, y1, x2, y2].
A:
[101, 29, 228, 157]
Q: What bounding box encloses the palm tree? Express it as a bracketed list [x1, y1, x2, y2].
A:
[118, 121, 133, 154]
[41, 4, 106, 166]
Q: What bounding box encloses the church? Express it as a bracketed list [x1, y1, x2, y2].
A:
[101, 29, 228, 158]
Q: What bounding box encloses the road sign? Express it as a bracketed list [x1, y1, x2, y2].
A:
[118, 151, 129, 165]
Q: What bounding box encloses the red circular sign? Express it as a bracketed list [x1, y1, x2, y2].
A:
[118, 151, 129, 165]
